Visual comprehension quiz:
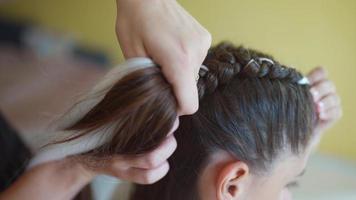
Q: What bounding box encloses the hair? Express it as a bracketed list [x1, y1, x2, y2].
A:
[50, 42, 316, 199]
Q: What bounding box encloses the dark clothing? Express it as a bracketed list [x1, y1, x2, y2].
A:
[0, 112, 32, 192]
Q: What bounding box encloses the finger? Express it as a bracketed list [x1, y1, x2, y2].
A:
[125, 161, 170, 184]
[147, 39, 200, 115]
[317, 94, 341, 113]
[307, 67, 328, 85]
[319, 106, 342, 121]
[309, 80, 336, 102]
[167, 116, 180, 136]
[161, 58, 199, 116]
[194, 28, 212, 69]
[126, 135, 177, 169]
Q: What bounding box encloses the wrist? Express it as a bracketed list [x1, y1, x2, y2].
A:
[59, 157, 96, 187]
[37, 157, 96, 198]
[0, 158, 96, 200]
[46, 158, 96, 199]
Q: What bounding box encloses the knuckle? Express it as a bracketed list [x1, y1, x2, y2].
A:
[170, 136, 178, 150]
[201, 30, 212, 45]
[141, 171, 157, 184]
[314, 67, 327, 79]
[189, 102, 199, 113]
[144, 154, 161, 168]
[181, 100, 199, 115]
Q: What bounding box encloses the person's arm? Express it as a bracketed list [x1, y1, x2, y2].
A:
[0, 121, 179, 200]
[116, 0, 212, 116]
[2, 0, 207, 198]
[0, 159, 93, 200]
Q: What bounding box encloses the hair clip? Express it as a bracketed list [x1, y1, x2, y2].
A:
[297, 77, 310, 85]
[200, 65, 209, 71]
[245, 58, 275, 69]
[244, 59, 258, 68]
[197, 65, 209, 82]
[257, 57, 274, 65]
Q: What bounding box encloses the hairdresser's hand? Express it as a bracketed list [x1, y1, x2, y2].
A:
[0, 159, 93, 200]
[116, 0, 211, 115]
[96, 136, 177, 184]
[88, 118, 179, 184]
[308, 67, 342, 136]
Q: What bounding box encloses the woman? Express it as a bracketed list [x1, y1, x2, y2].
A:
[130, 43, 323, 200]
[0, 0, 211, 199]
[28, 42, 341, 200]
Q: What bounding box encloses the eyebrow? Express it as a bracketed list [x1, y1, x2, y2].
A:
[297, 169, 306, 177]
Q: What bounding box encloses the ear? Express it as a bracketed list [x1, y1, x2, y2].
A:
[216, 161, 250, 200]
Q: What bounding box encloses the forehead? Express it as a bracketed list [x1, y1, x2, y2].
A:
[260, 150, 310, 184]
[278, 152, 308, 176]
[243, 151, 311, 200]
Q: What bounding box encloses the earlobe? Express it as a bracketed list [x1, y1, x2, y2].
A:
[216, 161, 250, 200]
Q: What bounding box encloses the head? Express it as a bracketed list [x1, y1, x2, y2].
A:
[42, 42, 316, 200]
[131, 43, 316, 200]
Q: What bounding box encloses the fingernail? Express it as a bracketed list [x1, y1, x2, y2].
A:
[167, 128, 176, 136]
[315, 104, 320, 114]
[319, 112, 326, 119]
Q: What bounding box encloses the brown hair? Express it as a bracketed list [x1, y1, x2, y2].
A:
[62, 66, 178, 156]
[56, 42, 316, 199]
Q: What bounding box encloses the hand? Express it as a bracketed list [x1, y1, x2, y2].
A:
[116, 0, 212, 116]
[0, 158, 94, 200]
[83, 117, 179, 184]
[307, 67, 342, 136]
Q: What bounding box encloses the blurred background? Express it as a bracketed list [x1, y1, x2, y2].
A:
[0, 0, 355, 199]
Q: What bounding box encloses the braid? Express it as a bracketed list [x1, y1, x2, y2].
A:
[198, 42, 304, 99]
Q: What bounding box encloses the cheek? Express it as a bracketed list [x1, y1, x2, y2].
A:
[243, 178, 285, 200]
[280, 188, 293, 200]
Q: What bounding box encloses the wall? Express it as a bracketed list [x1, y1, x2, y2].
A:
[1, 0, 355, 159]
